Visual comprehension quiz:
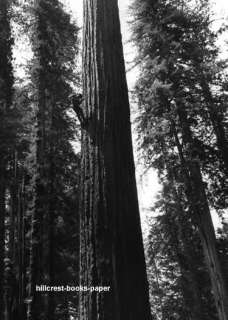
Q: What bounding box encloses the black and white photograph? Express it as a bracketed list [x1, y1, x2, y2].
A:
[0, 0, 228, 319]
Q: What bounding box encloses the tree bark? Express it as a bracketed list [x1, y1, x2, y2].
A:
[173, 106, 228, 320]
[18, 176, 26, 319]
[0, 161, 5, 320]
[79, 1, 152, 319]
[171, 180, 209, 320]
[0, 0, 13, 317]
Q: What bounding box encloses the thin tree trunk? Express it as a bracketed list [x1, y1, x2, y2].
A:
[26, 90, 44, 319]
[0, 161, 6, 320]
[79, 1, 151, 319]
[171, 182, 206, 320]
[18, 175, 26, 319]
[9, 151, 18, 265]
[172, 107, 228, 320]
[27, 94, 47, 320]
[26, 189, 40, 320]
[46, 147, 55, 320]
[0, 0, 13, 316]
[27, 38, 50, 320]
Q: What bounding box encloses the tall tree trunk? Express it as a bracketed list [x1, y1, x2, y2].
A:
[0, 0, 13, 317]
[79, 1, 151, 319]
[0, 161, 5, 320]
[27, 12, 52, 317]
[46, 148, 55, 320]
[18, 175, 26, 319]
[26, 1, 79, 317]
[9, 151, 19, 265]
[26, 77, 46, 319]
[172, 106, 228, 320]
[26, 180, 41, 320]
[27, 86, 49, 320]
[5, 152, 19, 320]
[171, 181, 208, 320]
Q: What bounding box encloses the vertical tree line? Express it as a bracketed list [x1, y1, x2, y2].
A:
[131, 0, 228, 319]
[26, 1, 79, 318]
[0, 0, 81, 319]
[0, 0, 15, 318]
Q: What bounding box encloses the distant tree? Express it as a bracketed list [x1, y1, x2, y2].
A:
[22, 1, 80, 319]
[0, 0, 81, 319]
[217, 223, 228, 292]
[0, 0, 14, 318]
[131, 0, 228, 318]
[146, 169, 218, 320]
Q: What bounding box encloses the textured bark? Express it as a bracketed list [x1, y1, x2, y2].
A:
[18, 177, 26, 319]
[26, 50, 48, 320]
[26, 183, 40, 320]
[79, 1, 151, 319]
[0, 1, 13, 317]
[173, 106, 228, 320]
[46, 150, 55, 320]
[0, 161, 5, 320]
[172, 182, 210, 320]
[27, 1, 78, 317]
[26, 2, 53, 317]
[4, 171, 18, 320]
[27, 80, 51, 320]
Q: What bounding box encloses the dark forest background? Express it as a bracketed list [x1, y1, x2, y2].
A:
[0, 0, 227, 319]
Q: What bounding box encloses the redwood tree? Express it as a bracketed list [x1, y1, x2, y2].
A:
[25, 1, 79, 319]
[131, 0, 228, 319]
[78, 0, 151, 319]
[0, 0, 14, 318]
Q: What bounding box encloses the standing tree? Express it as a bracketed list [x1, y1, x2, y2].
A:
[24, 1, 80, 319]
[77, 0, 151, 320]
[77, 0, 151, 319]
[146, 170, 218, 320]
[0, 0, 14, 318]
[131, 0, 228, 319]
